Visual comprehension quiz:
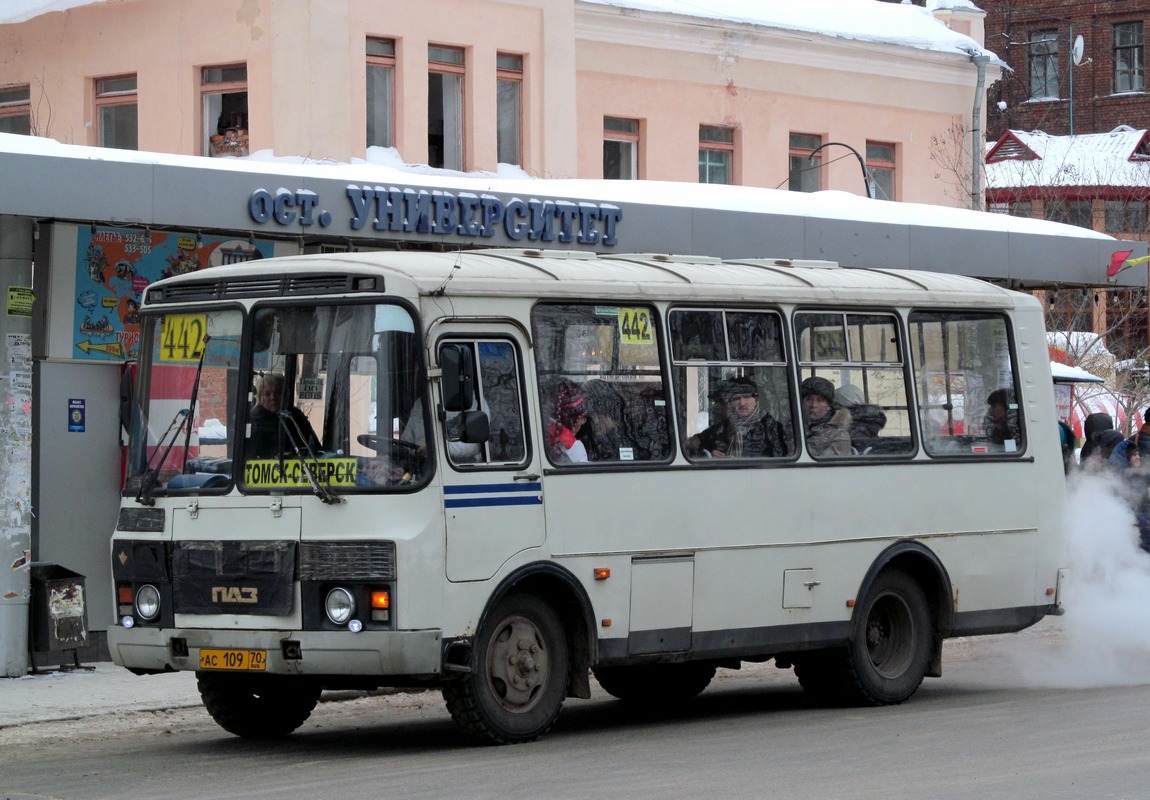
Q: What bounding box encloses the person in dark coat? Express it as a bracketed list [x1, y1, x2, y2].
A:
[1079, 412, 1115, 463]
[689, 377, 789, 458]
[833, 384, 888, 453]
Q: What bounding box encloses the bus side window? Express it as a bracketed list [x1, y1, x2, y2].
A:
[672, 307, 795, 461]
[909, 312, 1025, 456]
[532, 303, 671, 464]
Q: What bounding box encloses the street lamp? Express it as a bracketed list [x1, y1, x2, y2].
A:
[807, 141, 875, 199]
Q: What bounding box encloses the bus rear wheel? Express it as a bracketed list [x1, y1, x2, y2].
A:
[796, 568, 931, 706]
[593, 663, 716, 705]
[846, 567, 932, 705]
[443, 594, 570, 744]
[197, 673, 321, 738]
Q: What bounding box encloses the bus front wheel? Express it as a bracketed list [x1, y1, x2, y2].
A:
[443, 593, 570, 744]
[197, 673, 320, 738]
[845, 567, 932, 705]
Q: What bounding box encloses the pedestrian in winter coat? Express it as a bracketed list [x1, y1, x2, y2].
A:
[1079, 412, 1115, 463]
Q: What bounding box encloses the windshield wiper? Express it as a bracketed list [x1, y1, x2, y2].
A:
[134, 407, 190, 506]
[277, 411, 341, 505]
[135, 333, 211, 506]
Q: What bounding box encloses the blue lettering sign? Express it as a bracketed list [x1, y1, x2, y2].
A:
[250, 185, 622, 246]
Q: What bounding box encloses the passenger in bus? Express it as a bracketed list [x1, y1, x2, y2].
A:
[984, 388, 1019, 446]
[688, 377, 788, 458]
[800, 376, 852, 456]
[247, 372, 321, 458]
[548, 382, 589, 463]
[577, 379, 626, 461]
[833, 383, 888, 453]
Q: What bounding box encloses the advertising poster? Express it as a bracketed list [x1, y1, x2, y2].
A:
[73, 226, 272, 362]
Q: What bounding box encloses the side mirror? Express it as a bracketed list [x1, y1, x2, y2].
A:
[458, 410, 490, 444]
[440, 343, 475, 412]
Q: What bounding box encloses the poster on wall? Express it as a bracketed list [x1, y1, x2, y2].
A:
[72, 226, 273, 362]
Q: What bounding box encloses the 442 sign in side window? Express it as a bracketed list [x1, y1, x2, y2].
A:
[618, 307, 654, 343]
[160, 314, 207, 362]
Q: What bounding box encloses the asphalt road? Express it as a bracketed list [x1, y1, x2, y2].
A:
[2, 620, 1148, 800]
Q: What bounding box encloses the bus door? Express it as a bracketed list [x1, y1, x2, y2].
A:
[436, 327, 544, 583]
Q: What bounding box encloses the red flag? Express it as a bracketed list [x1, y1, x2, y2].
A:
[1108, 249, 1135, 277]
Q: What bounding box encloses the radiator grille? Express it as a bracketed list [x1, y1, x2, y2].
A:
[299, 541, 396, 581]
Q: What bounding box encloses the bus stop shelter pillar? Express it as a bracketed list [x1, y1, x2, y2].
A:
[0, 215, 34, 676]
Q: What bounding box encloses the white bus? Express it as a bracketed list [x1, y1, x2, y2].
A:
[109, 249, 1067, 744]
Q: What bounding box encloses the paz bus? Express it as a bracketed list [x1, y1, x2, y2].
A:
[108, 248, 1066, 744]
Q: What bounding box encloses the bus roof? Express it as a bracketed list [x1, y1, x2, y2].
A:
[147, 249, 1034, 311]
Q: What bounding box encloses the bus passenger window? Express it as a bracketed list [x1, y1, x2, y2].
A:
[795, 311, 913, 458]
[671, 308, 795, 461]
[908, 312, 1024, 456]
[532, 303, 671, 465]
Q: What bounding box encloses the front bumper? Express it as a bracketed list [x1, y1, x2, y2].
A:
[108, 625, 444, 678]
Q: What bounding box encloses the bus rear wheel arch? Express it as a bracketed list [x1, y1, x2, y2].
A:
[442, 593, 570, 744]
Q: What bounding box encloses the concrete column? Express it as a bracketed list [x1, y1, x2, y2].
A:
[0, 215, 34, 677]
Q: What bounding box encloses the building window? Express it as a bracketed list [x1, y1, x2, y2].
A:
[202, 65, 248, 157]
[95, 75, 138, 150]
[866, 141, 895, 200]
[603, 117, 639, 180]
[497, 53, 523, 167]
[366, 37, 396, 149]
[0, 84, 31, 135]
[1114, 22, 1145, 93]
[699, 125, 735, 184]
[1045, 199, 1093, 229]
[428, 45, 465, 170]
[1105, 199, 1148, 233]
[788, 133, 823, 192]
[1029, 29, 1059, 99]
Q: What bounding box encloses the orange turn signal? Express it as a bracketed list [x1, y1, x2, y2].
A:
[371, 591, 390, 610]
[593, 568, 611, 581]
[118, 585, 134, 604]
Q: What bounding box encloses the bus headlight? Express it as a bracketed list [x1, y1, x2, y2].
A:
[135, 584, 161, 621]
[325, 587, 356, 625]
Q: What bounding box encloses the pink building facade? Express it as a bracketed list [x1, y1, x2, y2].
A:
[0, 0, 996, 208]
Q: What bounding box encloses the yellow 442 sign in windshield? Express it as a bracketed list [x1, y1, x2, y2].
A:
[160, 314, 208, 362]
[244, 459, 358, 488]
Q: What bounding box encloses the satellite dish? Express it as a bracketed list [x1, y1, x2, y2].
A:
[1073, 34, 1085, 65]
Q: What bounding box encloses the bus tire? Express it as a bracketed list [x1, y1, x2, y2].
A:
[196, 673, 320, 739]
[593, 663, 716, 705]
[442, 593, 569, 744]
[843, 567, 932, 705]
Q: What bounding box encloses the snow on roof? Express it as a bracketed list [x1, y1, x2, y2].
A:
[580, 0, 994, 59]
[986, 127, 1150, 190]
[1049, 330, 1114, 357]
[1050, 361, 1105, 383]
[0, 0, 109, 23]
[0, 132, 1120, 244]
[5, 0, 995, 60]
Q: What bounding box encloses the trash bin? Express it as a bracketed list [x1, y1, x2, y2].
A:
[28, 563, 88, 653]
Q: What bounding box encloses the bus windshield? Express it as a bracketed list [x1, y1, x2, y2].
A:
[125, 301, 428, 499]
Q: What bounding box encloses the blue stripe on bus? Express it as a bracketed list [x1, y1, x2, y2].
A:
[445, 495, 543, 508]
[443, 483, 542, 494]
